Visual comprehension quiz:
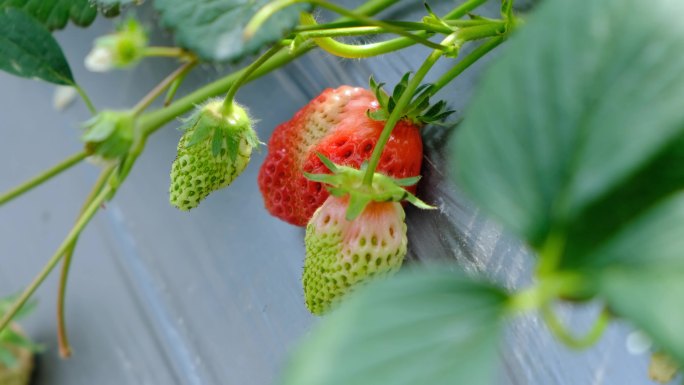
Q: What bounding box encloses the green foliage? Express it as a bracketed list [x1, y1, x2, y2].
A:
[0, 8, 74, 85]
[453, 0, 684, 365]
[0, 296, 39, 368]
[281, 268, 509, 385]
[0, 0, 96, 29]
[368, 74, 453, 124]
[153, 0, 309, 62]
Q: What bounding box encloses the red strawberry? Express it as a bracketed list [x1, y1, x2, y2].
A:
[258, 86, 423, 226]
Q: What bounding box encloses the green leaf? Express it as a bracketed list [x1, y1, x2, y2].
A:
[453, 0, 684, 249]
[0, 8, 74, 85]
[0, 346, 16, 368]
[281, 269, 508, 385]
[0, 0, 97, 30]
[451, 0, 684, 364]
[579, 193, 684, 363]
[153, 0, 309, 62]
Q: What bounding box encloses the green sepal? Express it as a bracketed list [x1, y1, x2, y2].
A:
[316, 152, 339, 173]
[304, 154, 432, 211]
[211, 127, 223, 156]
[393, 175, 422, 186]
[225, 131, 240, 163]
[346, 192, 372, 221]
[368, 73, 453, 125]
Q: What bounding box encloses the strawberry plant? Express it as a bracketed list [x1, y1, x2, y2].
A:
[1, 0, 683, 384]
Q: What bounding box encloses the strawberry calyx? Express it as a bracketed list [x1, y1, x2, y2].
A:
[81, 110, 136, 164]
[304, 154, 434, 221]
[180, 99, 260, 162]
[367, 73, 454, 126]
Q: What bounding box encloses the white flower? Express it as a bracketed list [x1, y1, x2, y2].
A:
[53, 86, 78, 111]
[85, 45, 115, 72]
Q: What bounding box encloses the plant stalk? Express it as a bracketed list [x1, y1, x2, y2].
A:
[0, 151, 87, 206]
[0, 185, 112, 333]
[245, 0, 448, 51]
[363, 32, 461, 185]
[56, 165, 115, 358]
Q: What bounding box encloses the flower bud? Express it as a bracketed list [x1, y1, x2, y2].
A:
[85, 19, 147, 72]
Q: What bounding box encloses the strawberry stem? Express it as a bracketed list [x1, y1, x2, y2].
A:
[222, 42, 285, 113]
[430, 36, 505, 96]
[245, 0, 450, 52]
[299, 13, 422, 58]
[363, 32, 461, 186]
[0, 151, 87, 206]
[0, 183, 113, 334]
[541, 305, 610, 349]
[132, 59, 197, 116]
[74, 84, 97, 115]
[56, 164, 115, 358]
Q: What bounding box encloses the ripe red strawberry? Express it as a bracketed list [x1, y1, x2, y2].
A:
[258, 85, 424, 226]
[303, 195, 408, 315]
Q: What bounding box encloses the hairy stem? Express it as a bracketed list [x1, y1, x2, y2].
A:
[300, 13, 423, 58]
[363, 33, 461, 185]
[223, 43, 285, 111]
[0, 151, 87, 206]
[0, 185, 112, 333]
[431, 36, 504, 95]
[57, 165, 115, 358]
[246, 0, 448, 51]
[444, 0, 488, 19]
[74, 84, 97, 115]
[133, 60, 197, 116]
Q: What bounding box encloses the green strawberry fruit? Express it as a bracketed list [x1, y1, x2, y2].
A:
[170, 99, 259, 210]
[303, 195, 408, 315]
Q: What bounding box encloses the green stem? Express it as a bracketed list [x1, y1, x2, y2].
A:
[246, 0, 448, 51]
[363, 33, 460, 185]
[294, 20, 454, 34]
[300, 13, 423, 58]
[56, 165, 115, 358]
[143, 46, 191, 59]
[0, 151, 87, 206]
[0, 184, 112, 333]
[132, 60, 197, 116]
[541, 305, 610, 350]
[74, 84, 97, 115]
[431, 36, 504, 95]
[223, 43, 285, 111]
[457, 22, 507, 41]
[444, 0, 488, 19]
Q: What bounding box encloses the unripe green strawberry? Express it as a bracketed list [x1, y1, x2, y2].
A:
[303, 196, 407, 315]
[169, 99, 258, 210]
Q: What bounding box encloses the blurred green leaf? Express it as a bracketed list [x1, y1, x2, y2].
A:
[281, 269, 508, 385]
[0, 0, 96, 29]
[453, 0, 684, 249]
[0, 346, 16, 368]
[452, 0, 684, 364]
[578, 193, 684, 362]
[0, 8, 74, 84]
[153, 0, 309, 62]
